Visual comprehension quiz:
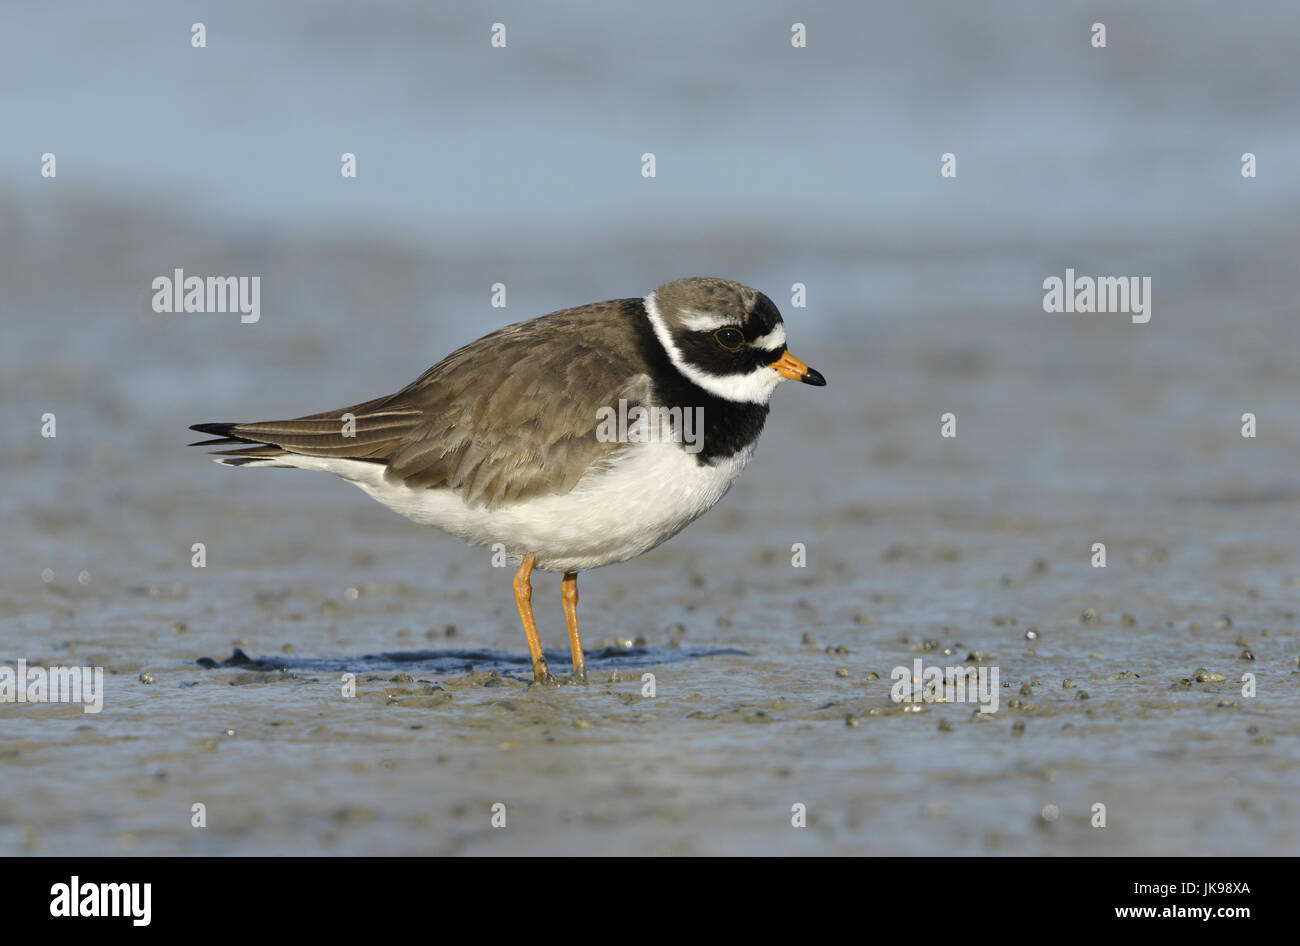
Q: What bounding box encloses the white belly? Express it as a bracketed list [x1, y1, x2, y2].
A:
[261, 441, 755, 572]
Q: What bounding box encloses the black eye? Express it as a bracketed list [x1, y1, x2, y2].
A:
[714, 328, 745, 351]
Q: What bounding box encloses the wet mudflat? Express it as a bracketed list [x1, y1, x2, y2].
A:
[3, 262, 1297, 853]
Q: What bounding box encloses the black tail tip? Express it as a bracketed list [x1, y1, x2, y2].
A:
[190, 422, 238, 437]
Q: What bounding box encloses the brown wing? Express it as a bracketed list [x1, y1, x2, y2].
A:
[191, 299, 651, 507]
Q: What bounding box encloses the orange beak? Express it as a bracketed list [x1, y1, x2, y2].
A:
[769, 350, 827, 386]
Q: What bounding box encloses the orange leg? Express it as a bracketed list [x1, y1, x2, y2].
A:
[512, 554, 552, 684]
[561, 571, 586, 683]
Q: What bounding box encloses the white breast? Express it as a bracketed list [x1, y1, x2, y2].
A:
[262, 441, 755, 572]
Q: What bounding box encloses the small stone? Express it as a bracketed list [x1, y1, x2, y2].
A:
[1215, 615, 1232, 629]
[834, 667, 849, 678]
[1024, 627, 1039, 640]
[1194, 668, 1226, 683]
[844, 714, 860, 728]
[1080, 608, 1100, 625]
[1062, 679, 1077, 689]
[138, 672, 155, 684]
[1077, 691, 1090, 701]
[1012, 720, 1026, 736]
[1019, 682, 1032, 696]
[937, 719, 953, 732]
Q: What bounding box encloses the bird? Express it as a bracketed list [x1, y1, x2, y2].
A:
[190, 276, 826, 684]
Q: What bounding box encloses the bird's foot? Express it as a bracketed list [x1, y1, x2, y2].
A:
[531, 667, 561, 686]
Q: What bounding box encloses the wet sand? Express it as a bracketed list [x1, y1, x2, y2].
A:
[2, 192, 1298, 855]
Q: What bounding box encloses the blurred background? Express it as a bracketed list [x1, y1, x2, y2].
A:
[2, 0, 1298, 855]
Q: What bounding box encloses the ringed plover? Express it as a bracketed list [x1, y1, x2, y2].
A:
[190, 277, 826, 683]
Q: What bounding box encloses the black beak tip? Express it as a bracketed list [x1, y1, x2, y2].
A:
[801, 367, 827, 387]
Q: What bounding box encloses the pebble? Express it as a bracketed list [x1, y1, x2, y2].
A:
[1194, 668, 1226, 683]
[138, 672, 155, 684]
[1081, 608, 1100, 625]
[844, 714, 860, 728]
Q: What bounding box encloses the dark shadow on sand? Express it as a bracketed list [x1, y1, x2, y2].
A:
[196, 645, 750, 680]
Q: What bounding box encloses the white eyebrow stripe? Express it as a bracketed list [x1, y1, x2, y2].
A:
[676, 309, 734, 332]
[750, 324, 787, 351]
